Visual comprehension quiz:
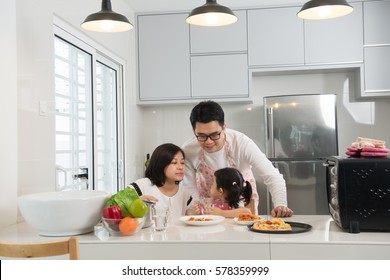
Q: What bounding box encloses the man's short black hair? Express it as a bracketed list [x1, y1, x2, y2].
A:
[189, 100, 225, 129]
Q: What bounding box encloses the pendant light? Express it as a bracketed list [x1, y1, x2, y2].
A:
[186, 0, 238, 27]
[297, 0, 353, 20]
[81, 0, 133, 32]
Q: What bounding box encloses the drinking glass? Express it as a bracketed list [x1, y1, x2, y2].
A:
[151, 206, 170, 232]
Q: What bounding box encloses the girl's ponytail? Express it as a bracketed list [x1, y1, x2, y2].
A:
[242, 181, 253, 206]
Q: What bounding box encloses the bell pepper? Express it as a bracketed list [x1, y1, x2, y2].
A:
[102, 205, 122, 219]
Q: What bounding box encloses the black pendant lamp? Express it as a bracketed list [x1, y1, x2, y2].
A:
[81, 0, 133, 32]
[297, 0, 353, 20]
[186, 0, 238, 27]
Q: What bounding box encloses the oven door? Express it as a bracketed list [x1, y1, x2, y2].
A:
[324, 158, 341, 224]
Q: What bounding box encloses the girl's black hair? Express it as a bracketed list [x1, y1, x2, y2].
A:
[145, 143, 185, 187]
[214, 167, 252, 209]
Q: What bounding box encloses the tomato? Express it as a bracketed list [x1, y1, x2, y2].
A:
[119, 217, 139, 234]
[128, 199, 148, 218]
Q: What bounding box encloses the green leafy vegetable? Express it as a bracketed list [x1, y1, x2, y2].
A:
[105, 187, 140, 217]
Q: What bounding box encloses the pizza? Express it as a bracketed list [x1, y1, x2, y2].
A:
[188, 216, 213, 222]
[237, 213, 261, 221]
[252, 218, 292, 231]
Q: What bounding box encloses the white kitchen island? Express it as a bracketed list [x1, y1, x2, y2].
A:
[1, 215, 389, 260]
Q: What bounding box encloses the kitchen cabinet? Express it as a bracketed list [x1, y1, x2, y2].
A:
[364, 0, 390, 45]
[363, 46, 390, 94]
[137, 10, 249, 104]
[191, 54, 248, 99]
[190, 10, 247, 54]
[137, 13, 191, 101]
[248, 3, 363, 67]
[304, 2, 363, 65]
[248, 7, 304, 67]
[137, 11, 250, 104]
[136, 2, 390, 103]
[362, 0, 390, 97]
[189, 10, 249, 100]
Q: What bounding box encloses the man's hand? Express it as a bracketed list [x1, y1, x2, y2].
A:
[271, 206, 294, 217]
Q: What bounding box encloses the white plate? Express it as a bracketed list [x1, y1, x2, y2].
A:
[180, 215, 225, 226]
[233, 217, 261, 226]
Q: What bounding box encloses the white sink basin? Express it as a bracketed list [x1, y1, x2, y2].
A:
[18, 190, 110, 236]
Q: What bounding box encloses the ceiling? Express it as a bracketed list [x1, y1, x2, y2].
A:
[126, 0, 307, 13]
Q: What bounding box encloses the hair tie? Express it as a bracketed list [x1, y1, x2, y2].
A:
[232, 181, 237, 186]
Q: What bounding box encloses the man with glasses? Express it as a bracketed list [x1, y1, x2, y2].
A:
[182, 100, 293, 217]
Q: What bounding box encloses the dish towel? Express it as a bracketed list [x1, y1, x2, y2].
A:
[345, 137, 389, 158]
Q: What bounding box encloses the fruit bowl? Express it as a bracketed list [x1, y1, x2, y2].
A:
[102, 216, 145, 236]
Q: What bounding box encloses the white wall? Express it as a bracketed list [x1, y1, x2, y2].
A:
[0, 0, 141, 227]
[0, 1, 18, 228]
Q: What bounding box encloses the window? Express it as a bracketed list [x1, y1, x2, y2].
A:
[54, 23, 124, 194]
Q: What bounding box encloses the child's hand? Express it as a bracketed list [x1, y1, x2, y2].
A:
[192, 201, 203, 215]
[140, 195, 158, 202]
[208, 207, 223, 216]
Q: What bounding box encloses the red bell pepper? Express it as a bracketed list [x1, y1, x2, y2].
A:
[102, 205, 122, 219]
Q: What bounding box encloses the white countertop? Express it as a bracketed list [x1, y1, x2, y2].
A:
[1, 215, 390, 259]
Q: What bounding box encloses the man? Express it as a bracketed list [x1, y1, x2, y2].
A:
[182, 100, 293, 217]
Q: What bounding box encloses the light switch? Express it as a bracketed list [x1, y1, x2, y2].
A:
[39, 100, 47, 116]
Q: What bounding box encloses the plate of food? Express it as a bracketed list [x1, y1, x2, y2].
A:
[248, 218, 312, 234]
[233, 213, 262, 225]
[180, 215, 225, 226]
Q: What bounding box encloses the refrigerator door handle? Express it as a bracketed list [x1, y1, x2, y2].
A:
[266, 107, 275, 158]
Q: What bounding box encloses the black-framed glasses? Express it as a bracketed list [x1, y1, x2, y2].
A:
[195, 130, 223, 142]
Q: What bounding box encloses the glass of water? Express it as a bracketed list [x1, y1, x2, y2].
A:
[152, 206, 170, 232]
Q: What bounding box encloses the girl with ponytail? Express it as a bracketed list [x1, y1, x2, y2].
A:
[192, 167, 253, 218]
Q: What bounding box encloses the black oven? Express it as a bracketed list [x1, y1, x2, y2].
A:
[324, 156, 390, 233]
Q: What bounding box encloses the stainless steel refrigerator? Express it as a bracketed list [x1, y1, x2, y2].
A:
[264, 94, 338, 214]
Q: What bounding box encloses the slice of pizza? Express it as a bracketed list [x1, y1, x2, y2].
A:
[253, 218, 292, 231]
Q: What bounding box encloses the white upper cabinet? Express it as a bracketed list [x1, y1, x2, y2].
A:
[304, 2, 363, 65]
[364, 46, 390, 93]
[364, 0, 390, 45]
[137, 11, 250, 104]
[190, 10, 247, 54]
[248, 7, 304, 67]
[362, 0, 390, 97]
[135, 2, 390, 103]
[189, 10, 249, 100]
[191, 54, 248, 99]
[137, 14, 191, 101]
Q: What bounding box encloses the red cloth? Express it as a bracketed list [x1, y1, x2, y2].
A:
[361, 146, 390, 153]
[345, 146, 389, 157]
[361, 151, 389, 157]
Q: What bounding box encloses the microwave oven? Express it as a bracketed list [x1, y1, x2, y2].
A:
[324, 156, 390, 233]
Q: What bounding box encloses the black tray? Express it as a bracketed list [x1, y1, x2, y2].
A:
[248, 221, 312, 234]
